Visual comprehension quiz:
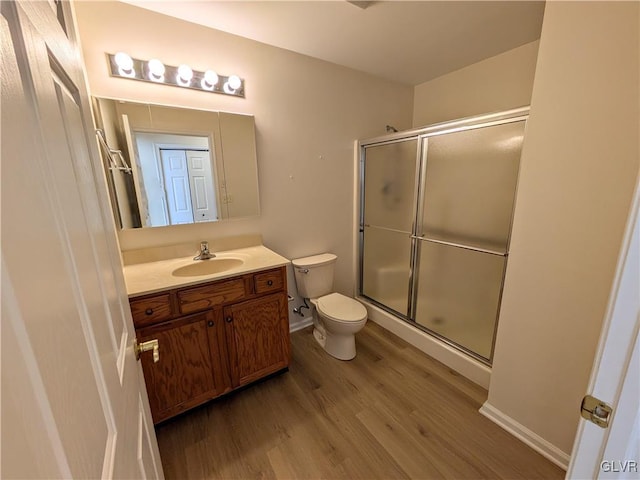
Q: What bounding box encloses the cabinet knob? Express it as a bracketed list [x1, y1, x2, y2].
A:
[267, 280, 273, 286]
[225, 316, 233, 323]
[145, 308, 153, 315]
[208, 320, 214, 327]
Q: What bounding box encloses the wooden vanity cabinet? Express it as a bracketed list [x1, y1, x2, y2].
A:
[137, 310, 230, 422]
[131, 266, 290, 424]
[224, 293, 290, 388]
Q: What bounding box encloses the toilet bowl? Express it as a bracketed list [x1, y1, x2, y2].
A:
[292, 253, 368, 360]
[310, 293, 368, 360]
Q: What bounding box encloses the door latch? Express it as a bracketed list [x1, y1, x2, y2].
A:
[134, 339, 160, 363]
[581, 394, 612, 428]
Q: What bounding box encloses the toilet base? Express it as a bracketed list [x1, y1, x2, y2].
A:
[314, 326, 356, 361]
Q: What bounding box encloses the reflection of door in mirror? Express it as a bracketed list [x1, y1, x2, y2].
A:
[92, 99, 141, 228]
[91, 97, 260, 230]
[131, 132, 218, 227]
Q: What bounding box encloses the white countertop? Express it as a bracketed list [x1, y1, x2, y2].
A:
[123, 245, 290, 298]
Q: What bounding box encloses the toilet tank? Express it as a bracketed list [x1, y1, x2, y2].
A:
[292, 253, 337, 299]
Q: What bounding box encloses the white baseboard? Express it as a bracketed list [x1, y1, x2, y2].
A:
[361, 299, 491, 388]
[289, 316, 313, 333]
[479, 401, 570, 470]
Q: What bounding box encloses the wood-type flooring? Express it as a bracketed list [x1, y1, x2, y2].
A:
[156, 323, 564, 479]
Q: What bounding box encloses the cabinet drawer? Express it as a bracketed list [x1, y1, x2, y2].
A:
[178, 278, 246, 315]
[254, 268, 284, 294]
[130, 294, 172, 327]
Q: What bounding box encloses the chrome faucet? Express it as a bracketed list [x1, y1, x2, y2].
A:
[194, 241, 215, 260]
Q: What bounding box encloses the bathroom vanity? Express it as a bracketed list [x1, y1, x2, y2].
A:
[124, 245, 290, 424]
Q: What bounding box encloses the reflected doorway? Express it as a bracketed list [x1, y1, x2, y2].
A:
[133, 132, 219, 227]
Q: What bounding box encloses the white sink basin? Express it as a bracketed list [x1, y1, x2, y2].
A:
[172, 258, 244, 277]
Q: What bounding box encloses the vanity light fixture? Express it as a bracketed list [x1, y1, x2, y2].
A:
[107, 52, 245, 98]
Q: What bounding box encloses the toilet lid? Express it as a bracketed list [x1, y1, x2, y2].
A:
[317, 293, 367, 323]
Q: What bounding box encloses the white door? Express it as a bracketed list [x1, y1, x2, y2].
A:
[1, 2, 163, 478]
[160, 149, 194, 225]
[567, 184, 640, 479]
[186, 149, 218, 222]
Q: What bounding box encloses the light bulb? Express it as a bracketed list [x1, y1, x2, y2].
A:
[147, 59, 165, 82]
[201, 70, 219, 90]
[228, 75, 242, 90]
[176, 64, 193, 86]
[114, 52, 135, 77]
[114, 52, 133, 71]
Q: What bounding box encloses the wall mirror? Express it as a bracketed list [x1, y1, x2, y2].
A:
[92, 97, 260, 229]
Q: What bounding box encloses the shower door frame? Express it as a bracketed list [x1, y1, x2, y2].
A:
[358, 107, 530, 366]
[358, 135, 423, 320]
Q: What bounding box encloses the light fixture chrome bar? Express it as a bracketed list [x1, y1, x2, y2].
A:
[411, 235, 507, 257]
[96, 129, 132, 174]
[106, 53, 245, 98]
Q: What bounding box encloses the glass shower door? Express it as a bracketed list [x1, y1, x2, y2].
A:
[361, 138, 419, 316]
[414, 121, 525, 360]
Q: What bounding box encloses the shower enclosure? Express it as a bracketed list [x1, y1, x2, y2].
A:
[358, 108, 527, 364]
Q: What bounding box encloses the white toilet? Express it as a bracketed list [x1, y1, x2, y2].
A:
[292, 253, 367, 360]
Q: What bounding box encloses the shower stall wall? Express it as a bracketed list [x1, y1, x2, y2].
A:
[359, 108, 528, 364]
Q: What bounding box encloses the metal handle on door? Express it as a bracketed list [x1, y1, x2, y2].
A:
[134, 339, 160, 363]
[410, 235, 507, 257]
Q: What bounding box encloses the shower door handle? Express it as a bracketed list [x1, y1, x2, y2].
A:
[410, 235, 507, 257]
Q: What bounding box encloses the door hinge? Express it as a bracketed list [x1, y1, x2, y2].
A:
[581, 394, 612, 428]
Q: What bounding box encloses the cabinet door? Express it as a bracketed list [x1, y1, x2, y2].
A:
[224, 293, 290, 388]
[138, 310, 228, 423]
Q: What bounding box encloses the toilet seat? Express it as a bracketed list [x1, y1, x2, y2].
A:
[316, 293, 367, 323]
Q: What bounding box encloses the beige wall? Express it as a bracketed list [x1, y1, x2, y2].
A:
[73, 1, 413, 298]
[488, 1, 639, 456]
[413, 41, 539, 128]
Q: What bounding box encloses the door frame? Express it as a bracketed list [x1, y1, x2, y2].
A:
[567, 181, 640, 478]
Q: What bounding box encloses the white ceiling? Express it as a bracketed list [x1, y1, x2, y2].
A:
[121, 1, 545, 86]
